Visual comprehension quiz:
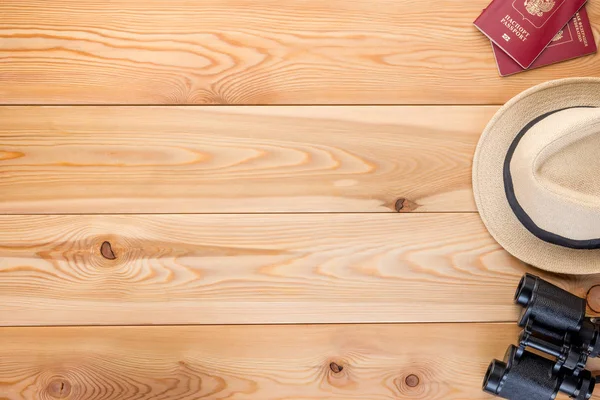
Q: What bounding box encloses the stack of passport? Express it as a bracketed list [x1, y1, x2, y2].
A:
[474, 0, 597, 76]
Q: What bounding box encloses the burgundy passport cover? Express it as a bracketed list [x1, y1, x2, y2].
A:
[474, 0, 588, 68]
[493, 8, 597, 75]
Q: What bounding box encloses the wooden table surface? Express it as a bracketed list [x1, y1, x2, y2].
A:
[1, 1, 600, 399]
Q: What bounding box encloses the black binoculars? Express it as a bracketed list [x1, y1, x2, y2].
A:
[483, 273, 600, 400]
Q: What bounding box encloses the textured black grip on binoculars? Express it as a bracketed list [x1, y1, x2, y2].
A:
[484, 346, 557, 399]
[515, 273, 586, 332]
[484, 345, 595, 400]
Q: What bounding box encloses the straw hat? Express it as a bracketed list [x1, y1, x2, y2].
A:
[473, 78, 600, 274]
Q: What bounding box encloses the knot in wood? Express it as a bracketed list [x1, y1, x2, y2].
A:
[47, 378, 71, 399]
[329, 362, 343, 373]
[394, 198, 419, 212]
[100, 241, 117, 260]
[395, 198, 406, 212]
[405, 374, 420, 387]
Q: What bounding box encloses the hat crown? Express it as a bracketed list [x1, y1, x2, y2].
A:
[509, 107, 600, 243]
[536, 125, 600, 206]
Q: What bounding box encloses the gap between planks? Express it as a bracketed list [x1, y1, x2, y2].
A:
[0, 320, 519, 329]
[0, 104, 508, 107]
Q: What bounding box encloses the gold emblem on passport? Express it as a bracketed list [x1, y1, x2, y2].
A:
[552, 29, 564, 41]
[524, 0, 556, 17]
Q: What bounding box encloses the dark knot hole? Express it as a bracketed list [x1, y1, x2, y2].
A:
[405, 374, 420, 387]
[329, 362, 343, 373]
[100, 241, 117, 260]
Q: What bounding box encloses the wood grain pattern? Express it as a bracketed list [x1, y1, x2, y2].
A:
[0, 106, 492, 213]
[7, 323, 595, 400]
[1, 0, 599, 105]
[2, 213, 598, 326]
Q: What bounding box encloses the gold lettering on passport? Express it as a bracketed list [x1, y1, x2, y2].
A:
[524, 0, 556, 17]
[500, 15, 531, 42]
[574, 13, 588, 47]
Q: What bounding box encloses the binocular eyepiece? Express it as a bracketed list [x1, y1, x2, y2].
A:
[483, 274, 600, 400]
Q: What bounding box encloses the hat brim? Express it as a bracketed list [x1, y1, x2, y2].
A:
[473, 78, 600, 275]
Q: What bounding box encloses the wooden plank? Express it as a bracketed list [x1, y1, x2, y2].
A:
[2, 324, 597, 399]
[2, 213, 598, 326]
[0, 323, 582, 400]
[0, 106, 491, 214]
[1, 0, 598, 105]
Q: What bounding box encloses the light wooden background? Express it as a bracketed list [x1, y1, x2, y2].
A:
[1, 1, 600, 399]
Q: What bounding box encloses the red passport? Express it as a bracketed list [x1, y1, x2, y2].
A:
[474, 0, 588, 68]
[492, 8, 597, 75]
